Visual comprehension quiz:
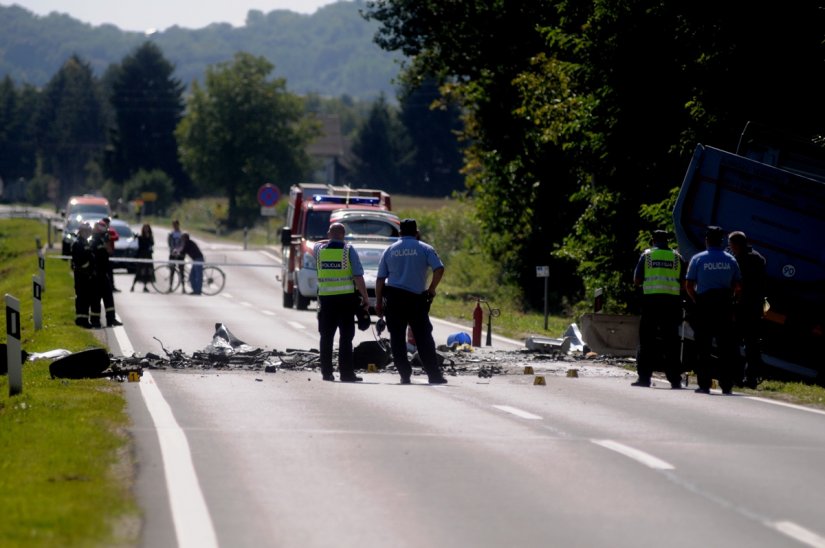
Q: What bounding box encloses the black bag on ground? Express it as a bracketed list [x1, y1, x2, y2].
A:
[353, 340, 391, 370]
[49, 348, 110, 379]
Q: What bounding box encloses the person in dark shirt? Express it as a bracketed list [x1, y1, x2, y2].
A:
[728, 231, 768, 388]
[176, 233, 205, 295]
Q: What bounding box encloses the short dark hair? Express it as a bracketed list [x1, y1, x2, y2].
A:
[705, 225, 725, 246]
[400, 218, 418, 236]
[652, 229, 669, 245]
[728, 231, 747, 246]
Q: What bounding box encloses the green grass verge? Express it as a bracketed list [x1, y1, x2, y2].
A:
[0, 219, 139, 547]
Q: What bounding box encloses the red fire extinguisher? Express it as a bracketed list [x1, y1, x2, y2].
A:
[472, 300, 483, 347]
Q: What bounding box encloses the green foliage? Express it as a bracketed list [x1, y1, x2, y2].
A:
[105, 42, 189, 195]
[122, 169, 176, 215]
[348, 93, 409, 189]
[396, 78, 465, 196]
[636, 186, 680, 253]
[176, 52, 320, 228]
[0, 76, 38, 184]
[0, 2, 401, 101]
[35, 55, 108, 205]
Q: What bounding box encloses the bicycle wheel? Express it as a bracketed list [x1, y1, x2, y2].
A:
[152, 264, 182, 294]
[201, 266, 226, 296]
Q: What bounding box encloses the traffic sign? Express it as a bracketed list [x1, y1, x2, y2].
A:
[257, 184, 280, 207]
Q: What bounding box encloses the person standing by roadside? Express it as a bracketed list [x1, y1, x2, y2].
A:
[632, 229, 686, 389]
[101, 217, 121, 292]
[168, 219, 185, 293]
[131, 223, 155, 293]
[89, 220, 122, 327]
[685, 226, 741, 394]
[314, 222, 371, 382]
[70, 222, 95, 328]
[728, 230, 768, 388]
[175, 233, 205, 295]
[375, 218, 447, 385]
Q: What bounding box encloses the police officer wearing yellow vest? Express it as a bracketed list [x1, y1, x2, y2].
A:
[632, 230, 686, 388]
[314, 222, 371, 382]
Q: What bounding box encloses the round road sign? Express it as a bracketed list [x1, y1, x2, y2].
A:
[257, 184, 280, 207]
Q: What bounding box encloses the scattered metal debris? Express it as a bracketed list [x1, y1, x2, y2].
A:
[101, 323, 637, 380]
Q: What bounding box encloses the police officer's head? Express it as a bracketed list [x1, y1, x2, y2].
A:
[705, 225, 725, 247]
[77, 222, 92, 239]
[652, 229, 669, 246]
[328, 222, 346, 241]
[400, 218, 418, 237]
[728, 231, 747, 255]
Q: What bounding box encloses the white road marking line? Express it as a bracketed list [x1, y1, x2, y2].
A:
[745, 396, 825, 416]
[493, 405, 543, 420]
[112, 327, 218, 548]
[288, 321, 306, 330]
[262, 310, 276, 316]
[592, 439, 675, 470]
[221, 292, 233, 299]
[239, 301, 253, 307]
[769, 521, 825, 548]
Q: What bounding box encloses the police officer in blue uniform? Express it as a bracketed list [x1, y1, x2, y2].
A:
[685, 226, 742, 394]
[632, 230, 686, 388]
[314, 222, 371, 382]
[375, 218, 447, 385]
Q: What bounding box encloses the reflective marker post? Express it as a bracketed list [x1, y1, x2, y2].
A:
[33, 275, 43, 331]
[6, 294, 23, 396]
[536, 266, 550, 330]
[36, 238, 46, 291]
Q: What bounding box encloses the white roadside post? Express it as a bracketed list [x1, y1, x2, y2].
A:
[33, 275, 43, 331]
[536, 265, 550, 330]
[36, 237, 46, 291]
[5, 294, 23, 396]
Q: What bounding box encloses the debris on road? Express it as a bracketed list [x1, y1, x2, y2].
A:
[99, 322, 636, 380]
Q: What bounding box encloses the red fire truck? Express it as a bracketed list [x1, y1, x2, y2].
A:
[279, 183, 392, 309]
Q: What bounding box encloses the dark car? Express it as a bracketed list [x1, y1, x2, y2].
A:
[108, 219, 139, 272]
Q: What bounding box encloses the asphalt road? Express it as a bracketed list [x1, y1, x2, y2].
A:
[99, 227, 825, 548]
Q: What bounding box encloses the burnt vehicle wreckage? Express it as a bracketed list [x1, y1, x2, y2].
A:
[42, 323, 638, 383]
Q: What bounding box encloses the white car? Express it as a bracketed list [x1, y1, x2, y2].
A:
[300, 236, 395, 312]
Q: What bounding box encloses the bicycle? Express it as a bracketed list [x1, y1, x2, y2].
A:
[152, 262, 226, 296]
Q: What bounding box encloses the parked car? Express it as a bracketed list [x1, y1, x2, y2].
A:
[108, 219, 139, 272]
[352, 237, 395, 312]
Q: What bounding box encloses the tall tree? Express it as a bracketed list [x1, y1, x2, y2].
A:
[35, 55, 108, 205]
[106, 42, 189, 197]
[176, 52, 319, 228]
[347, 94, 409, 190]
[0, 76, 39, 187]
[397, 78, 465, 196]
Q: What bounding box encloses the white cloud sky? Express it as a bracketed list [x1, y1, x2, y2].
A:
[2, 0, 345, 32]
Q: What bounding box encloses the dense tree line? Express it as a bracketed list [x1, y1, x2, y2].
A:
[363, 0, 825, 313]
[0, 1, 399, 101]
[0, 40, 466, 225]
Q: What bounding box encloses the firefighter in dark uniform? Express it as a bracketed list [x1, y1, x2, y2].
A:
[375, 218, 447, 385]
[314, 222, 371, 382]
[685, 226, 741, 394]
[89, 220, 123, 327]
[71, 222, 95, 328]
[728, 230, 767, 388]
[632, 230, 686, 388]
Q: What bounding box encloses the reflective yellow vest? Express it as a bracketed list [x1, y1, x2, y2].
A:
[317, 244, 354, 296]
[643, 248, 680, 296]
